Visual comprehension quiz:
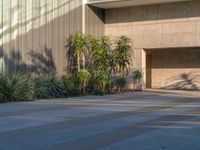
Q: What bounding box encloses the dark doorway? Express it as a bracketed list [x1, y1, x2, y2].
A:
[146, 50, 152, 88]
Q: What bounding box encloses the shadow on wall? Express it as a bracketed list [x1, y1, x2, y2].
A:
[29, 45, 56, 76]
[0, 0, 83, 75]
[105, 1, 200, 24]
[0, 45, 56, 76]
[166, 71, 200, 90]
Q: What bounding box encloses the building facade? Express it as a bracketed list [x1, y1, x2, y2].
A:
[1, 0, 200, 90]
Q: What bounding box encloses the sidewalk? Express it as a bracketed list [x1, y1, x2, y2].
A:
[145, 88, 200, 98]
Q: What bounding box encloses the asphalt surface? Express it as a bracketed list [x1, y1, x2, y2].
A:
[0, 92, 200, 150]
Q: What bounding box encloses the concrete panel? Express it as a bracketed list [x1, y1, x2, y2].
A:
[130, 6, 144, 26]
[105, 9, 117, 25]
[143, 24, 163, 48]
[188, 1, 200, 21]
[172, 1, 188, 22]
[132, 49, 142, 69]
[162, 22, 196, 47]
[157, 3, 173, 23]
[196, 21, 200, 46]
[105, 25, 132, 38]
[132, 25, 144, 48]
[105, 1, 200, 49]
[143, 5, 158, 24]
[117, 7, 131, 26]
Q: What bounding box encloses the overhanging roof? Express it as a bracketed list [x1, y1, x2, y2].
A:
[88, 0, 190, 9]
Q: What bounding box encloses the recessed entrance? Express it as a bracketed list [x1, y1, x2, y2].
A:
[146, 48, 200, 90]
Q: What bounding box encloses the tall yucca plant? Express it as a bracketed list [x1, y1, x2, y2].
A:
[66, 32, 88, 71]
[115, 36, 133, 77]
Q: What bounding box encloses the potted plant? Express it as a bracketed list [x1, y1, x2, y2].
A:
[132, 70, 142, 92]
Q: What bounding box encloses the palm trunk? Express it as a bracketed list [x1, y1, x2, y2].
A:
[77, 51, 80, 71]
[120, 67, 124, 77]
[133, 80, 136, 93]
[83, 83, 86, 95]
[122, 68, 125, 77]
[117, 87, 121, 93]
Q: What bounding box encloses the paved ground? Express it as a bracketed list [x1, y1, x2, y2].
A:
[0, 92, 200, 150]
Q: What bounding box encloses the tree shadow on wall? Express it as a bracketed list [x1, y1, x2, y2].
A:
[0, 45, 56, 76]
[0, 47, 27, 73]
[166, 71, 200, 90]
[29, 45, 56, 76]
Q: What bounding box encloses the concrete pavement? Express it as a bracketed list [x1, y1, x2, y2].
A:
[0, 92, 200, 150]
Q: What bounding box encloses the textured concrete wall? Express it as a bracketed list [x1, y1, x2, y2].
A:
[105, 1, 200, 90]
[105, 1, 200, 49]
[0, 0, 82, 75]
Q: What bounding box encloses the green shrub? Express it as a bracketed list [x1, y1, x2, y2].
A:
[132, 70, 142, 92]
[45, 77, 67, 98]
[0, 73, 34, 103]
[90, 70, 112, 95]
[116, 77, 126, 92]
[0, 73, 79, 103]
[31, 77, 49, 99]
[132, 70, 142, 81]
[32, 76, 68, 99]
[62, 75, 80, 96]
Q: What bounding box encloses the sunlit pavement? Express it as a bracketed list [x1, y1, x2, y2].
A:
[0, 92, 200, 150]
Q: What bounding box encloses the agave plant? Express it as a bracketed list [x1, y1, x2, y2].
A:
[0, 73, 33, 103]
[31, 77, 49, 99]
[77, 69, 91, 94]
[46, 77, 67, 98]
[115, 36, 133, 77]
[132, 70, 142, 92]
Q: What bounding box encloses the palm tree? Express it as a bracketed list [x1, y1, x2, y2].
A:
[77, 69, 91, 94]
[66, 32, 88, 71]
[115, 36, 133, 77]
[89, 36, 101, 70]
[90, 36, 116, 73]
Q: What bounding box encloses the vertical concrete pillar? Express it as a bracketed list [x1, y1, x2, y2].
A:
[132, 49, 146, 91]
[82, 0, 87, 34]
[141, 49, 146, 90]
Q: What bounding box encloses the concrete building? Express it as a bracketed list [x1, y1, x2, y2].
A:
[0, 0, 200, 90]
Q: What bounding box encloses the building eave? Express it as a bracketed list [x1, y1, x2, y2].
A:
[87, 0, 190, 9]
